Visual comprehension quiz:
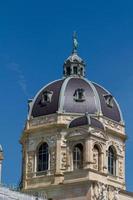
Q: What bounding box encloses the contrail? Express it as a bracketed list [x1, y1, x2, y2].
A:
[8, 62, 28, 97]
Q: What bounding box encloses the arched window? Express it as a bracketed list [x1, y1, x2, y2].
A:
[93, 145, 100, 171]
[73, 143, 83, 170]
[73, 66, 78, 75]
[108, 146, 116, 175]
[37, 142, 49, 172]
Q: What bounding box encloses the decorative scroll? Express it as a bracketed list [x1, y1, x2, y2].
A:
[50, 146, 56, 171]
[61, 152, 67, 170]
[46, 135, 57, 147]
[27, 152, 34, 176]
[118, 160, 123, 178]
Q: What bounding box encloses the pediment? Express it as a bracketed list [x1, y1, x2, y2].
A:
[67, 127, 88, 139]
[90, 129, 108, 140]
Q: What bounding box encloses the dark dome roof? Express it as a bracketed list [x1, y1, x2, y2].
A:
[69, 115, 104, 130]
[29, 77, 123, 123]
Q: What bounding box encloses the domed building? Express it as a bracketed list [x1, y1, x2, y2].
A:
[20, 34, 133, 200]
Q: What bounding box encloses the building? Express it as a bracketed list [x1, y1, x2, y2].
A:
[0, 147, 46, 199]
[0, 186, 45, 200]
[9, 34, 133, 199]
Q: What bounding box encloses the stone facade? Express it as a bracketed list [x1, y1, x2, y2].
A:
[19, 112, 132, 200]
[20, 37, 133, 200]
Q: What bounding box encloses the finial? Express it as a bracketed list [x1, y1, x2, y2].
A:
[72, 31, 78, 53]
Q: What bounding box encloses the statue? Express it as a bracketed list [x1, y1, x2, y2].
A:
[101, 184, 108, 200]
[73, 31, 78, 53]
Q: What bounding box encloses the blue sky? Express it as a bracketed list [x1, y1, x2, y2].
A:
[0, 0, 133, 190]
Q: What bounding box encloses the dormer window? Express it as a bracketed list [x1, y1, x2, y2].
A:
[39, 91, 53, 106]
[104, 94, 114, 108]
[73, 88, 85, 102]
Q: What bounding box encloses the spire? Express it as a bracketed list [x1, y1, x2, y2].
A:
[72, 31, 78, 54]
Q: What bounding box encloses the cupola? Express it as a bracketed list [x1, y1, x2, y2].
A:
[63, 32, 85, 78]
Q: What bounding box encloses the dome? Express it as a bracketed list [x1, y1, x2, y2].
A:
[29, 77, 123, 123]
[28, 33, 123, 123]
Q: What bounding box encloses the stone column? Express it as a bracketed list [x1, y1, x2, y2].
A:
[66, 146, 71, 171]
[54, 134, 64, 184]
[100, 151, 104, 172]
[104, 148, 108, 173]
[55, 136, 61, 175]
[84, 138, 93, 168]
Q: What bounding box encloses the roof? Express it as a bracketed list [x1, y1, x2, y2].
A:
[65, 52, 84, 64]
[29, 77, 123, 123]
[69, 115, 104, 130]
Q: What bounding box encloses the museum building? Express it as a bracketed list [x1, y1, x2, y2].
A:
[1, 34, 133, 200]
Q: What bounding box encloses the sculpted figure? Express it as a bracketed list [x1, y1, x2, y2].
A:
[113, 189, 119, 200]
[101, 184, 108, 200]
[93, 182, 108, 200]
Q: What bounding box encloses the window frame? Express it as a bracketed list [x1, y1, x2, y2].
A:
[103, 94, 114, 108]
[73, 66, 78, 75]
[37, 142, 49, 173]
[73, 88, 85, 102]
[73, 143, 83, 170]
[108, 146, 116, 176]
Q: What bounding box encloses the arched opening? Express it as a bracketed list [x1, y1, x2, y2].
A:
[66, 67, 71, 75]
[37, 142, 49, 172]
[93, 144, 101, 171]
[73, 66, 78, 75]
[108, 146, 116, 176]
[73, 143, 83, 170]
[80, 67, 83, 76]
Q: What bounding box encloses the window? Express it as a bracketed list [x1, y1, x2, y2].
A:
[37, 142, 49, 172]
[66, 67, 71, 75]
[73, 66, 78, 75]
[39, 91, 53, 106]
[104, 94, 114, 108]
[73, 88, 85, 102]
[93, 145, 100, 171]
[73, 143, 83, 170]
[108, 146, 116, 175]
